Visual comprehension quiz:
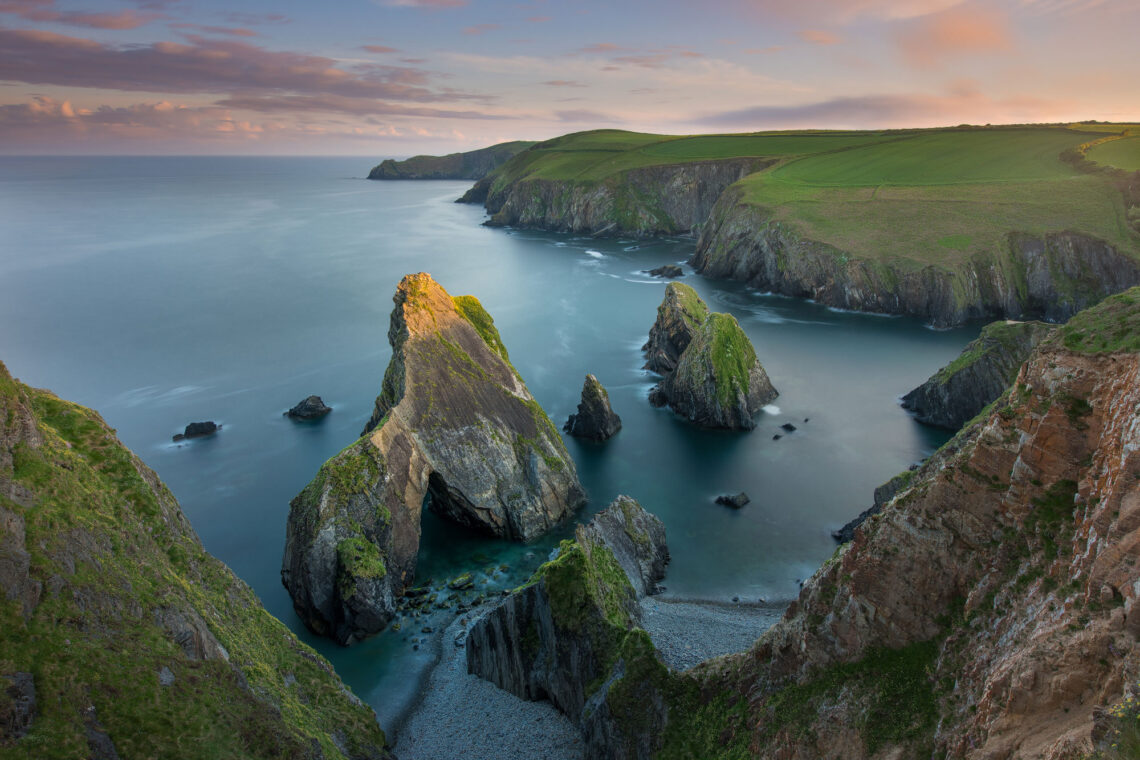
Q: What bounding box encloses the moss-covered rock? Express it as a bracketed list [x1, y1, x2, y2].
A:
[644, 285, 777, 430]
[0, 360, 391, 759]
[284, 273, 585, 644]
[902, 319, 1055, 430]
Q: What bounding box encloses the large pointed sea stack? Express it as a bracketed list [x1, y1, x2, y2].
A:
[282, 273, 585, 644]
[645, 282, 777, 430]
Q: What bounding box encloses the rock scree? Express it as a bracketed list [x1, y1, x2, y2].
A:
[282, 273, 585, 645]
[563, 374, 622, 442]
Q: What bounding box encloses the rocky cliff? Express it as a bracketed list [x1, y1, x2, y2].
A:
[478, 158, 771, 237]
[282, 273, 584, 644]
[368, 140, 534, 181]
[902, 319, 1056, 429]
[644, 283, 777, 430]
[693, 185, 1140, 327]
[465, 495, 671, 758]
[0, 361, 390, 759]
[564, 374, 622, 442]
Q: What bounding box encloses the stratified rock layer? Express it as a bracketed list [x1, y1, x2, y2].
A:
[466, 496, 670, 758]
[693, 185, 1140, 327]
[283, 273, 584, 644]
[902, 319, 1055, 430]
[0, 361, 390, 759]
[644, 283, 777, 430]
[564, 374, 622, 442]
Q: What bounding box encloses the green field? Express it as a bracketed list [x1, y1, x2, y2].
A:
[1087, 136, 1140, 171]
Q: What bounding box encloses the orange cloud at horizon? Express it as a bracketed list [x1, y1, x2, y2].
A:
[895, 7, 1013, 67]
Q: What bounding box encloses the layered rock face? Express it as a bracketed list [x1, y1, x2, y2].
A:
[644, 283, 777, 430]
[367, 140, 534, 181]
[693, 185, 1140, 327]
[0, 361, 390, 759]
[564, 374, 622, 441]
[465, 496, 671, 758]
[902, 319, 1056, 429]
[478, 158, 771, 237]
[672, 287, 1140, 759]
[283, 273, 584, 644]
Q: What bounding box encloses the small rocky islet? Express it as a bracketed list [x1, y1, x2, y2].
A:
[562, 373, 622, 442]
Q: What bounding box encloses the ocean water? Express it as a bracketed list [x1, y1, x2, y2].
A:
[0, 156, 977, 731]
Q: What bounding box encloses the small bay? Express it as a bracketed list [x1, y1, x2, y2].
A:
[0, 156, 976, 730]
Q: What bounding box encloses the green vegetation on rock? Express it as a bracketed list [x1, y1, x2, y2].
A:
[452, 294, 510, 362]
[0, 361, 389, 759]
[706, 313, 759, 407]
[1058, 286, 1140, 353]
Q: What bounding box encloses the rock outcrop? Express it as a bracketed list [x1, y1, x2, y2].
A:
[592, 286, 1140, 759]
[0, 361, 391, 759]
[644, 283, 777, 430]
[645, 264, 683, 279]
[693, 185, 1140, 327]
[172, 420, 216, 441]
[283, 273, 585, 644]
[465, 495, 671, 758]
[285, 395, 332, 419]
[902, 319, 1055, 430]
[563, 374, 622, 442]
[368, 140, 534, 181]
[479, 157, 772, 237]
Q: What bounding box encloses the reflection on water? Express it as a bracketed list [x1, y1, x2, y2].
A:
[0, 156, 975, 729]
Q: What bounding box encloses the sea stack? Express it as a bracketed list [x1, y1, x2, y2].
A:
[285, 395, 332, 419]
[563, 374, 622, 441]
[644, 282, 777, 430]
[282, 273, 585, 644]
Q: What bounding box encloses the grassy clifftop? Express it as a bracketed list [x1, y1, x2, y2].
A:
[0, 361, 389, 759]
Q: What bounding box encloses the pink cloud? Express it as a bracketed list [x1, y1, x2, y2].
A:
[525, 16, 550, 22]
[462, 23, 500, 35]
[381, 0, 467, 7]
[362, 44, 400, 53]
[895, 7, 1012, 67]
[555, 109, 619, 123]
[542, 80, 586, 87]
[169, 23, 257, 37]
[578, 42, 623, 54]
[798, 28, 842, 44]
[213, 94, 514, 119]
[0, 27, 462, 102]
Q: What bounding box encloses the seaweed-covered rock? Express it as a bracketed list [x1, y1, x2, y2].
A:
[645, 264, 683, 279]
[902, 320, 1055, 430]
[564, 374, 622, 442]
[716, 492, 750, 509]
[0, 360, 391, 758]
[285, 395, 332, 419]
[283, 273, 585, 644]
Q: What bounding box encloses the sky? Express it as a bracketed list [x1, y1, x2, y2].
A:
[0, 0, 1137, 156]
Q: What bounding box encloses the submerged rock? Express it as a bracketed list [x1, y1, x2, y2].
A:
[283, 273, 585, 644]
[715, 492, 750, 509]
[563, 374, 622, 441]
[285, 395, 332, 420]
[902, 319, 1055, 430]
[465, 495, 670, 756]
[172, 421, 217, 441]
[645, 264, 683, 279]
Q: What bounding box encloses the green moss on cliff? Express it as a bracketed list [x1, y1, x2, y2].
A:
[666, 282, 709, 331]
[452, 294, 511, 362]
[0, 364, 389, 759]
[706, 313, 758, 407]
[535, 538, 635, 633]
[1058, 286, 1140, 354]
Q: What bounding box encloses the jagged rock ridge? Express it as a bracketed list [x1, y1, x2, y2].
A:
[0, 361, 390, 759]
[902, 319, 1056, 429]
[564, 374, 622, 442]
[644, 282, 777, 430]
[282, 273, 585, 644]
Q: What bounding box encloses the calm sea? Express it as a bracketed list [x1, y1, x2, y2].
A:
[0, 156, 976, 730]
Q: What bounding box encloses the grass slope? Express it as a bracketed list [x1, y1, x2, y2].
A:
[0, 362, 388, 759]
[1087, 136, 1140, 172]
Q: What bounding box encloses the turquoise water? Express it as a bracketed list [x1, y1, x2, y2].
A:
[0, 156, 976, 731]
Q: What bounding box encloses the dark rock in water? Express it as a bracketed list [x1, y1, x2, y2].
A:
[447, 573, 474, 591]
[0, 672, 35, 742]
[172, 421, 217, 442]
[646, 264, 683, 278]
[780, 423, 797, 432]
[773, 434, 782, 440]
[466, 496, 670, 756]
[563, 374, 622, 441]
[715, 492, 750, 508]
[902, 320, 1055, 430]
[284, 273, 584, 645]
[285, 395, 332, 420]
[644, 282, 777, 430]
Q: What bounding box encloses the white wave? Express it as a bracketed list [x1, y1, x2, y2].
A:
[585, 250, 604, 259]
[762, 404, 781, 415]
